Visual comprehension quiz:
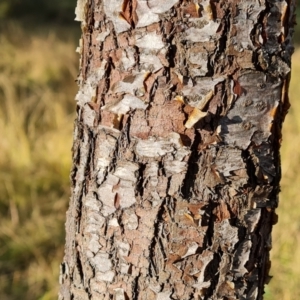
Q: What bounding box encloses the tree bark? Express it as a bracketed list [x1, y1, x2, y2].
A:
[59, 0, 295, 299]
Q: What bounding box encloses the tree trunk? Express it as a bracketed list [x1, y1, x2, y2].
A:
[59, 0, 295, 299]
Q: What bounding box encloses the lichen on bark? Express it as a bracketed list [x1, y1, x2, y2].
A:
[59, 0, 295, 299]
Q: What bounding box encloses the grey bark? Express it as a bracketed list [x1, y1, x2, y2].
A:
[59, 0, 295, 299]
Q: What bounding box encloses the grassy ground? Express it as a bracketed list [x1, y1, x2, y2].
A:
[0, 18, 299, 299]
[0, 22, 79, 300]
[265, 48, 300, 300]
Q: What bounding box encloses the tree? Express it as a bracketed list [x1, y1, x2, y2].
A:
[59, 0, 295, 299]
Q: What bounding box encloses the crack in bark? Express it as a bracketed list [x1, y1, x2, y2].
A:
[148, 197, 168, 279]
[135, 163, 146, 198]
[181, 131, 201, 200]
[212, 8, 231, 72]
[204, 252, 222, 300]
[242, 148, 258, 186]
[132, 275, 139, 299]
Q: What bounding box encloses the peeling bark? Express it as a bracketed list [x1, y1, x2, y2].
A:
[60, 0, 295, 299]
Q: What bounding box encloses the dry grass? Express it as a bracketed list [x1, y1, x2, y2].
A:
[0, 20, 299, 299]
[0, 22, 78, 299]
[265, 48, 300, 300]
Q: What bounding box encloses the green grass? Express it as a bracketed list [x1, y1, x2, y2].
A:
[0, 16, 300, 299]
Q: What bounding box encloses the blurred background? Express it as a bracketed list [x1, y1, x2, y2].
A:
[0, 1, 299, 299]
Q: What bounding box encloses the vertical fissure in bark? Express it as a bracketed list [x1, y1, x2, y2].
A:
[85, 129, 95, 182]
[135, 162, 146, 197]
[214, 9, 231, 68]
[148, 196, 168, 272]
[132, 275, 139, 299]
[75, 254, 85, 286]
[242, 148, 258, 186]
[204, 252, 221, 299]
[181, 131, 201, 199]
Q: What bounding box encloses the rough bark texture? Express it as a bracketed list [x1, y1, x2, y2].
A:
[59, 0, 295, 299]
